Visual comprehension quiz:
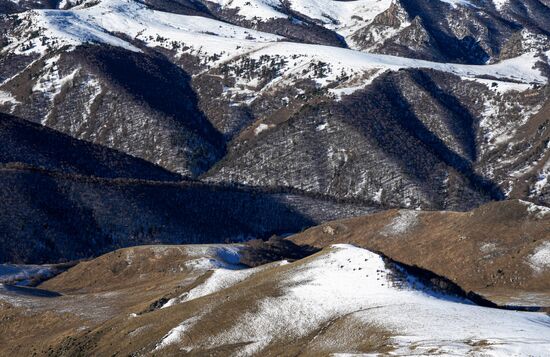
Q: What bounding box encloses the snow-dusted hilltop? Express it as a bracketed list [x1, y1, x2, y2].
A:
[3, 242, 549, 355]
[151, 244, 550, 355]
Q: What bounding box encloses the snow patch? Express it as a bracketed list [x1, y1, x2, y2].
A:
[440, 0, 475, 8]
[493, 0, 508, 10]
[528, 242, 550, 273]
[315, 122, 328, 131]
[181, 245, 245, 272]
[381, 210, 419, 236]
[254, 123, 272, 135]
[154, 316, 201, 351]
[372, 188, 383, 203]
[0, 91, 20, 105]
[531, 160, 550, 197]
[519, 199, 550, 219]
[480, 242, 498, 254]
[0, 264, 58, 286]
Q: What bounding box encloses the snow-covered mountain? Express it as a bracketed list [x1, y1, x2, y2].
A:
[1, 1, 549, 354]
[1, 0, 549, 210]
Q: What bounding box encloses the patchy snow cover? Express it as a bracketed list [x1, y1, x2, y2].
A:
[205, 0, 393, 38]
[6, 0, 549, 114]
[531, 159, 550, 197]
[439, 0, 475, 9]
[81, 76, 102, 119]
[0, 264, 58, 285]
[222, 42, 547, 103]
[31, 55, 81, 123]
[503, 141, 550, 184]
[11, 0, 282, 63]
[0, 90, 20, 105]
[161, 245, 550, 356]
[372, 188, 383, 203]
[181, 244, 245, 272]
[154, 316, 202, 351]
[0, 90, 20, 113]
[156, 244, 248, 309]
[163, 260, 289, 309]
[6, 0, 547, 105]
[380, 210, 420, 236]
[528, 242, 550, 274]
[478, 88, 544, 153]
[161, 245, 550, 355]
[463, 77, 537, 94]
[183, 244, 242, 263]
[519, 199, 550, 219]
[287, 0, 393, 37]
[479, 242, 500, 258]
[493, 0, 508, 10]
[206, 0, 287, 22]
[242, 42, 546, 84]
[11, 0, 547, 90]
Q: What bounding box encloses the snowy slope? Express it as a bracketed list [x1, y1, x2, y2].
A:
[156, 245, 550, 355]
[219, 42, 547, 105]
[10, 0, 547, 88]
[2, 0, 549, 209]
[240, 42, 547, 84]
[179, 244, 245, 272]
[10, 0, 282, 63]
[203, 0, 393, 38]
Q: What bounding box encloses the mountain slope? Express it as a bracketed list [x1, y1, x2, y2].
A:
[291, 199, 550, 301]
[0, 112, 182, 180]
[1, 244, 549, 356]
[0, 0, 549, 209]
[0, 44, 227, 176]
[0, 167, 375, 263]
[203, 65, 548, 209]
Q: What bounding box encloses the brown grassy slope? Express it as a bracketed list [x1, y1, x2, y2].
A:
[40, 247, 393, 357]
[0, 244, 393, 356]
[0, 245, 225, 356]
[289, 200, 550, 295]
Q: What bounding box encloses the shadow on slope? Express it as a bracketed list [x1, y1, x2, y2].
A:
[0, 112, 182, 181]
[338, 69, 504, 202]
[75, 45, 227, 174]
[0, 168, 373, 264]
